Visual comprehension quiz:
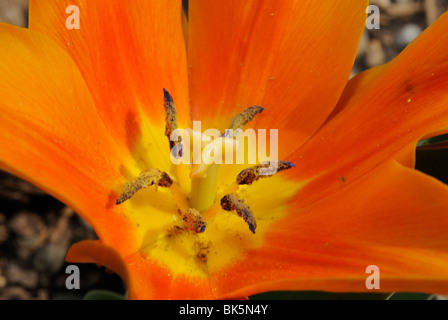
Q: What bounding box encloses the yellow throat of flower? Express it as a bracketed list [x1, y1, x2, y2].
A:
[114, 89, 301, 278]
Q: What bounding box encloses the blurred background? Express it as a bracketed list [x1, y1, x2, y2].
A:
[0, 0, 448, 300]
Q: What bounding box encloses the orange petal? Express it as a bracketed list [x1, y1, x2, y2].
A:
[66, 240, 130, 287]
[289, 11, 448, 204]
[211, 160, 448, 297]
[29, 0, 190, 148]
[67, 240, 215, 299]
[188, 0, 368, 157]
[0, 23, 137, 256]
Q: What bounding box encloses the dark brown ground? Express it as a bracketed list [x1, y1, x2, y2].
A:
[1, 0, 448, 300]
[0, 170, 125, 299]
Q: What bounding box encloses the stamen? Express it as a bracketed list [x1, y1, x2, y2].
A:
[183, 208, 207, 233]
[116, 168, 173, 205]
[120, 89, 296, 238]
[236, 160, 295, 185]
[169, 182, 190, 213]
[163, 88, 182, 157]
[220, 193, 257, 233]
[226, 106, 265, 135]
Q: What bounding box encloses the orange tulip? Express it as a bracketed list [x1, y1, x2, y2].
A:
[1, 0, 448, 299]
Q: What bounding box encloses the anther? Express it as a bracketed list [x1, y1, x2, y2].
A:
[183, 208, 207, 233]
[220, 193, 257, 233]
[225, 106, 265, 137]
[236, 160, 295, 185]
[163, 88, 182, 157]
[116, 168, 173, 205]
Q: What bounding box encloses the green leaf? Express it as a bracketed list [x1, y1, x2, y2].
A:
[387, 292, 435, 300]
[250, 291, 390, 300]
[417, 133, 448, 147]
[83, 290, 126, 300]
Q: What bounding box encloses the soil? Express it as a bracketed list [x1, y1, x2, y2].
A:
[0, 170, 125, 299]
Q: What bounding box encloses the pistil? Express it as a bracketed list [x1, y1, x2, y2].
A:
[189, 135, 238, 212]
[190, 163, 220, 213]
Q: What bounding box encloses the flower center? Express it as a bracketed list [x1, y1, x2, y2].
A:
[116, 89, 295, 236]
[112, 92, 305, 278]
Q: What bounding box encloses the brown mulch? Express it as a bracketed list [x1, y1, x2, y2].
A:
[0, 170, 125, 299]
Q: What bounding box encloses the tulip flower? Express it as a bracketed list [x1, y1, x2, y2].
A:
[1, 0, 448, 299]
